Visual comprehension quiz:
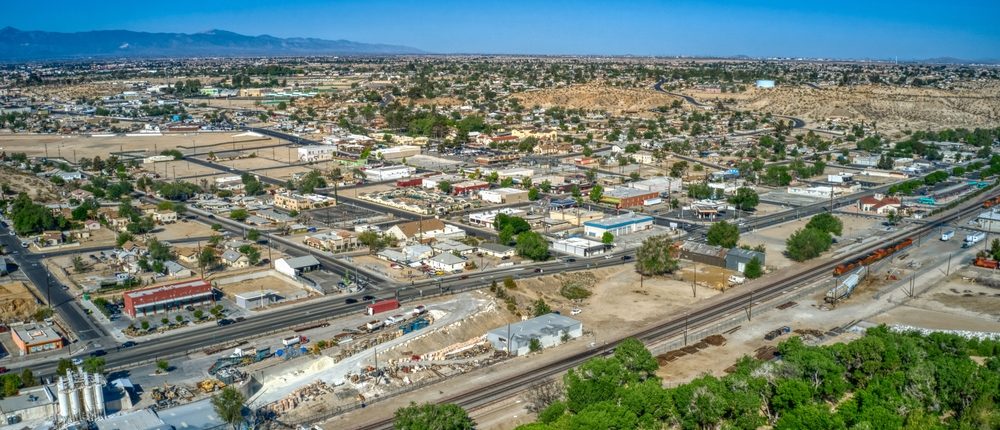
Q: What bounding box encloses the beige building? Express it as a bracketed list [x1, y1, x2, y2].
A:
[273, 192, 336, 211]
[549, 209, 605, 226]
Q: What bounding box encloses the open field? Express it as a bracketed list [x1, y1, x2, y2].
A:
[741, 213, 880, 270]
[511, 83, 682, 116]
[0, 133, 276, 161]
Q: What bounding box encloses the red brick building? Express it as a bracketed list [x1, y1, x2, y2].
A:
[123, 279, 214, 318]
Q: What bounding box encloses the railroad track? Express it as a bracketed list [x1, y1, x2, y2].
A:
[348, 191, 994, 430]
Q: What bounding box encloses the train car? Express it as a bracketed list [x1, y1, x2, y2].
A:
[833, 238, 913, 276]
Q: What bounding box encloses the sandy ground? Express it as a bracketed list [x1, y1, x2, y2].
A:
[741, 213, 879, 270]
[510, 83, 683, 116]
[218, 275, 312, 303]
[0, 167, 62, 202]
[0, 281, 40, 322]
[0, 133, 269, 161]
[157, 221, 217, 242]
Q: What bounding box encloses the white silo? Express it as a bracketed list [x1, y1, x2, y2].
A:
[67, 372, 81, 420]
[92, 373, 106, 417]
[81, 372, 96, 419]
[56, 378, 70, 421]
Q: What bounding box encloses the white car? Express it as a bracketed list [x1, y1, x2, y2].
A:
[71, 357, 83, 366]
[570, 308, 582, 315]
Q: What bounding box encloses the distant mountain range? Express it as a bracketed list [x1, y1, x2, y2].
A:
[0, 27, 424, 60]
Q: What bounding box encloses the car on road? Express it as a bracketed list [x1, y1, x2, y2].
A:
[534, 268, 543, 273]
[604, 255, 612, 259]
[185, 306, 195, 311]
[566, 258, 576, 262]
[121, 341, 137, 348]
[20, 242, 28, 248]
[345, 298, 358, 304]
[622, 255, 633, 261]
[362, 295, 376, 301]
[90, 349, 106, 357]
[71, 358, 83, 366]
[216, 319, 234, 326]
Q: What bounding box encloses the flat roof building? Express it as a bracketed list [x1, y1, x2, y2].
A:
[486, 313, 583, 356]
[123, 279, 214, 318]
[553, 237, 607, 257]
[583, 212, 653, 239]
[601, 188, 660, 208]
[11, 324, 64, 354]
[479, 188, 530, 204]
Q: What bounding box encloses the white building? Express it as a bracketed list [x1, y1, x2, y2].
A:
[364, 165, 415, 182]
[553, 237, 607, 257]
[486, 314, 583, 356]
[373, 145, 421, 161]
[428, 253, 466, 272]
[298, 146, 339, 162]
[215, 175, 244, 191]
[479, 188, 530, 204]
[583, 213, 654, 239]
[629, 176, 682, 194]
[274, 256, 321, 279]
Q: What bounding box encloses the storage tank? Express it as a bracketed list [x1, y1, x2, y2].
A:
[92, 374, 106, 417]
[81, 372, 96, 419]
[56, 378, 70, 420]
[67, 372, 81, 420]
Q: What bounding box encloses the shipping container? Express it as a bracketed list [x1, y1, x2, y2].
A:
[941, 230, 955, 241]
[366, 299, 400, 315]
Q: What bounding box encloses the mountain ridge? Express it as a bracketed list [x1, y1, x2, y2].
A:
[0, 27, 424, 60]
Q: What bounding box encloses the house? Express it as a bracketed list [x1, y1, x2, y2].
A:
[84, 219, 101, 230]
[70, 189, 94, 201]
[385, 219, 465, 243]
[39, 231, 63, 247]
[478, 242, 516, 258]
[858, 194, 902, 215]
[486, 314, 583, 356]
[433, 239, 475, 255]
[273, 192, 336, 211]
[428, 252, 467, 272]
[275, 256, 321, 279]
[151, 210, 177, 224]
[162, 261, 193, 278]
[54, 171, 85, 182]
[403, 244, 435, 262]
[176, 247, 199, 264]
[221, 250, 251, 269]
[301, 230, 358, 252]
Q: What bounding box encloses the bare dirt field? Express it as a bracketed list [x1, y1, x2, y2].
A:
[686, 83, 1000, 132]
[0, 167, 62, 202]
[871, 269, 1000, 332]
[510, 83, 682, 116]
[0, 282, 40, 323]
[156, 221, 217, 241]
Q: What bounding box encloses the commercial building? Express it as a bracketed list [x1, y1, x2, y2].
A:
[601, 188, 660, 208]
[629, 176, 683, 194]
[123, 279, 214, 318]
[553, 237, 607, 257]
[363, 165, 415, 182]
[11, 324, 64, 354]
[549, 208, 604, 226]
[214, 176, 244, 191]
[858, 194, 901, 214]
[234, 290, 279, 310]
[0, 386, 59, 424]
[298, 146, 339, 162]
[451, 180, 490, 196]
[273, 192, 336, 211]
[275, 256, 321, 279]
[479, 188, 530, 204]
[583, 213, 653, 239]
[386, 219, 465, 242]
[486, 313, 583, 356]
[373, 145, 421, 161]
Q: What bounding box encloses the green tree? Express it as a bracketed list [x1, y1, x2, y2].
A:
[806, 213, 843, 236]
[19, 369, 34, 387]
[56, 359, 74, 376]
[503, 276, 517, 290]
[729, 187, 759, 211]
[589, 184, 604, 203]
[785, 228, 833, 262]
[743, 257, 763, 279]
[776, 404, 845, 430]
[198, 247, 219, 271]
[239, 245, 261, 265]
[635, 235, 679, 276]
[532, 299, 552, 317]
[529, 338, 543, 353]
[246, 229, 261, 242]
[528, 187, 541, 201]
[706, 221, 740, 248]
[229, 208, 249, 221]
[72, 255, 88, 273]
[437, 181, 453, 194]
[82, 356, 105, 374]
[601, 231, 614, 245]
[157, 360, 170, 373]
[393, 402, 474, 430]
[515, 231, 550, 261]
[211, 387, 246, 430]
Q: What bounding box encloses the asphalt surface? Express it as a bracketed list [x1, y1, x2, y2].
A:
[0, 225, 106, 341]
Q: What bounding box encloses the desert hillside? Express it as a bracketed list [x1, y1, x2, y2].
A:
[511, 83, 682, 115]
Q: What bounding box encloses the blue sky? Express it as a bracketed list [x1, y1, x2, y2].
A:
[4, 0, 999, 59]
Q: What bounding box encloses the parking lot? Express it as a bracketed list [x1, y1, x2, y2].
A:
[307, 202, 389, 229]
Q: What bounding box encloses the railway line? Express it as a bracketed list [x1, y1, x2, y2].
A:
[349, 189, 994, 430]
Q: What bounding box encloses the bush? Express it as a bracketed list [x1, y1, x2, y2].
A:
[785, 228, 833, 262]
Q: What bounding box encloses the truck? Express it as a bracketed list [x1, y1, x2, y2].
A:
[964, 231, 986, 248]
[728, 275, 746, 286]
[365, 320, 385, 332]
[411, 305, 426, 317]
[764, 326, 792, 341]
[366, 299, 400, 316]
[282, 335, 308, 347]
[941, 229, 955, 241]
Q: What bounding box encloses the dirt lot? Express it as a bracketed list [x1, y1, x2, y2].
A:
[0, 167, 62, 202]
[156, 221, 217, 241]
[741, 213, 879, 270]
[871, 270, 1000, 332]
[510, 83, 682, 116]
[0, 282, 40, 323]
[684, 82, 1000, 132]
[217, 274, 313, 305]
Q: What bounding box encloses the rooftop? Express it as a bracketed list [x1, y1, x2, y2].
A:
[488, 313, 582, 343]
[281, 255, 321, 269]
[12, 324, 62, 345]
[583, 212, 653, 229]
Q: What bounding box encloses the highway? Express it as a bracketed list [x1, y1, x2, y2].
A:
[350, 186, 998, 430]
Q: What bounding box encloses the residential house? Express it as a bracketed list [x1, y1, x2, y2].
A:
[858, 194, 902, 215]
[39, 231, 63, 247]
[69, 189, 94, 201]
[428, 253, 466, 272]
[221, 250, 251, 269]
[385, 219, 465, 243]
[477, 242, 516, 258]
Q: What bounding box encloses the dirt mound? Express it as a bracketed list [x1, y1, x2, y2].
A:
[510, 83, 681, 115]
[734, 83, 1000, 131]
[0, 282, 39, 323]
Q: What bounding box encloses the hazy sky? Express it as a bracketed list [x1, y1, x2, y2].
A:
[4, 0, 999, 59]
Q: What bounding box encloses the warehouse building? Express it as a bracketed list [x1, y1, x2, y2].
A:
[123, 279, 214, 318]
[583, 213, 653, 239]
[486, 313, 583, 356]
[363, 165, 415, 182]
[275, 256, 322, 279]
[479, 188, 530, 204]
[601, 188, 660, 208]
[725, 248, 766, 273]
[553, 237, 607, 257]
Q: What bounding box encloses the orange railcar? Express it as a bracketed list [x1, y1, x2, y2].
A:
[974, 257, 999, 269]
[833, 238, 914, 276]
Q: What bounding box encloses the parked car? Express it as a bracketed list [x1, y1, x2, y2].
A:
[121, 341, 137, 348]
[345, 298, 358, 304]
[570, 308, 582, 315]
[216, 319, 234, 326]
[362, 295, 376, 301]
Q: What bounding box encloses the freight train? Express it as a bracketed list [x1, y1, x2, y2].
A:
[832, 238, 913, 276]
[983, 196, 1000, 208]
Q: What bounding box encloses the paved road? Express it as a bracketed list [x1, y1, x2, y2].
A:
[0, 226, 106, 341]
[652, 79, 806, 130]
